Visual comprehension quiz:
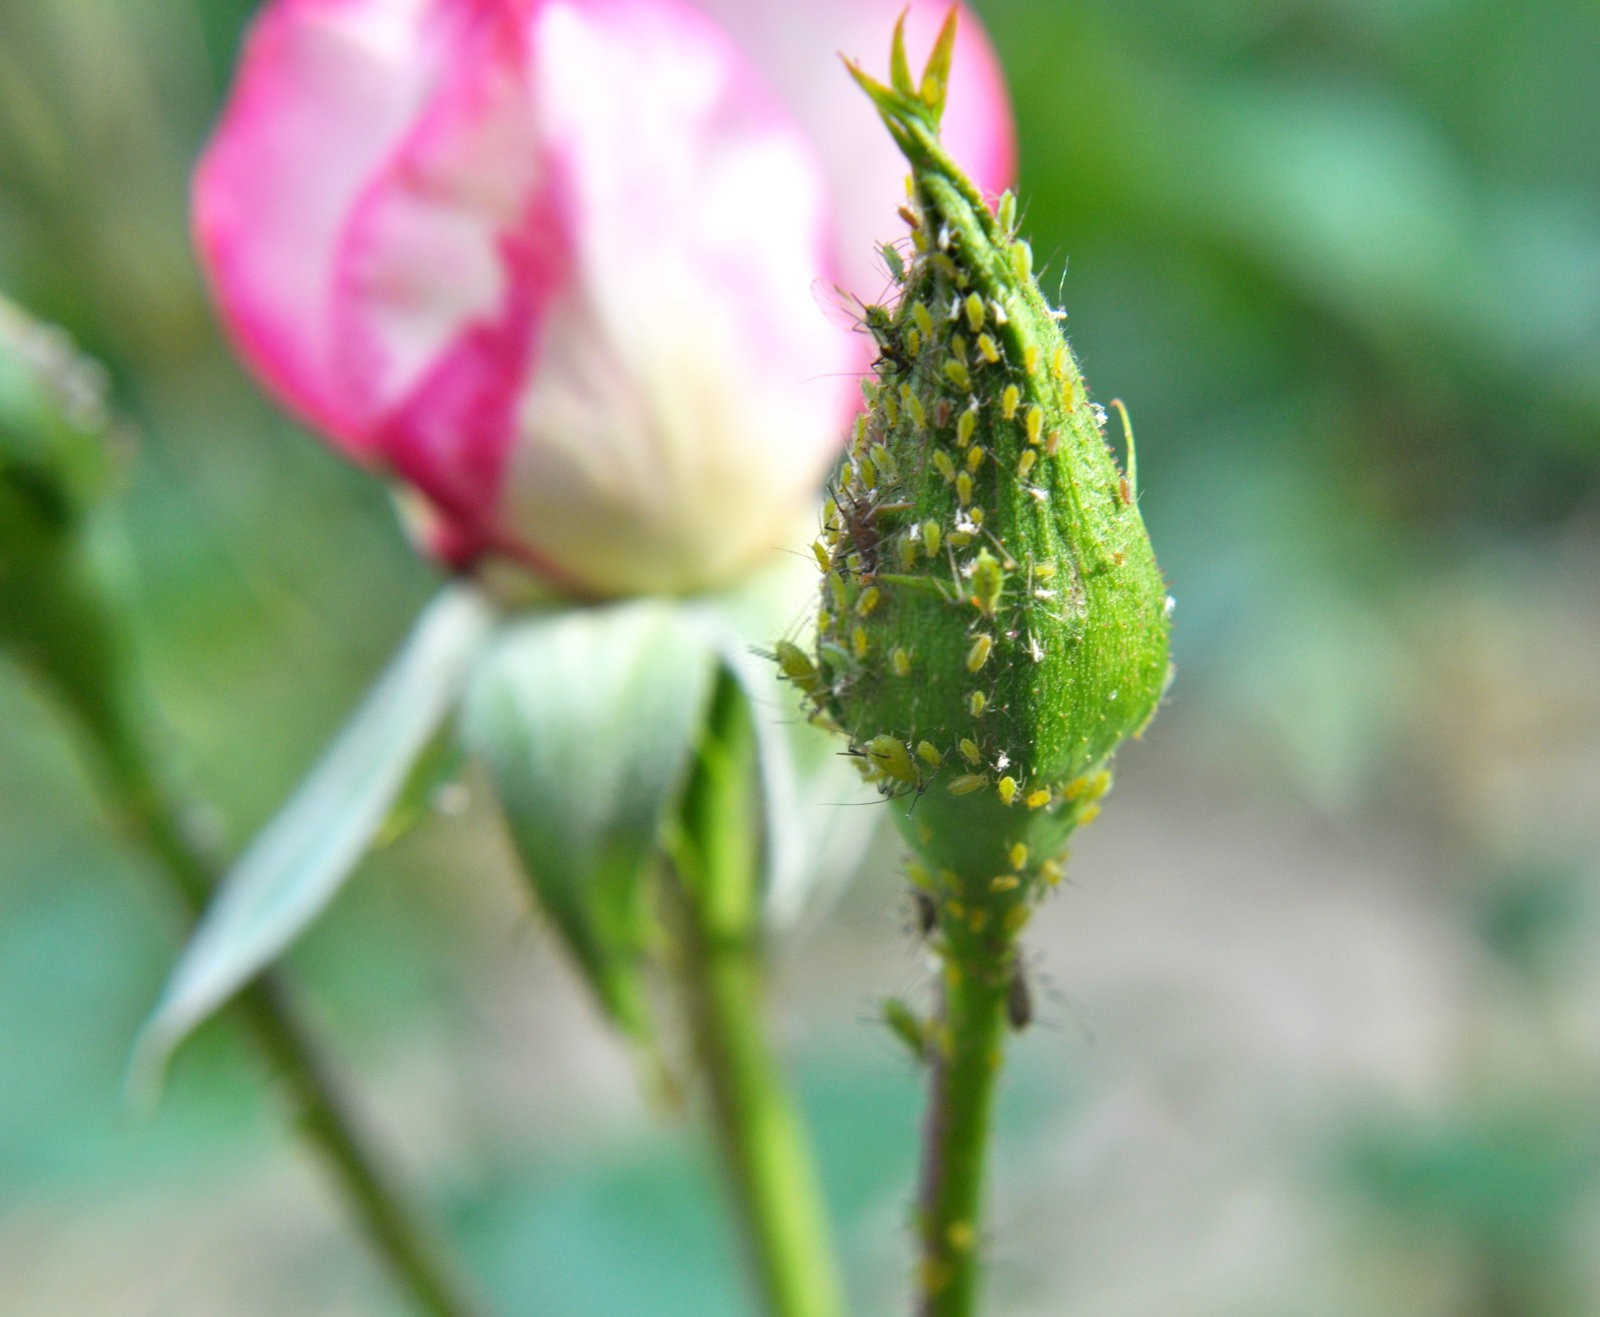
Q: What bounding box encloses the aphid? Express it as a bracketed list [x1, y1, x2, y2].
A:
[1000, 384, 1020, 420]
[933, 449, 957, 482]
[865, 734, 917, 785]
[976, 333, 1000, 365]
[996, 775, 1018, 805]
[990, 874, 1020, 893]
[1025, 788, 1052, 810]
[829, 479, 885, 576]
[897, 203, 921, 230]
[773, 640, 823, 696]
[880, 242, 906, 283]
[883, 998, 927, 1061]
[965, 633, 993, 673]
[1006, 962, 1033, 1030]
[963, 292, 985, 333]
[912, 890, 937, 938]
[916, 740, 943, 769]
[943, 358, 971, 392]
[969, 548, 1004, 616]
[955, 407, 977, 449]
[1025, 404, 1044, 447]
[901, 384, 925, 431]
[1016, 450, 1037, 479]
[912, 300, 934, 338]
[959, 737, 981, 765]
[1010, 239, 1032, 281]
[861, 303, 911, 372]
[965, 445, 985, 473]
[1008, 842, 1029, 870]
[955, 471, 974, 506]
[921, 520, 942, 556]
[891, 646, 912, 677]
[856, 586, 881, 616]
[947, 773, 988, 796]
[996, 190, 1016, 233]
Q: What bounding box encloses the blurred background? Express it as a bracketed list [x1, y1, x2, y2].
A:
[1, 0, 1597, 1312]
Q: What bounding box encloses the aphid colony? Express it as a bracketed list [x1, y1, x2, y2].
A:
[787, 167, 1143, 853]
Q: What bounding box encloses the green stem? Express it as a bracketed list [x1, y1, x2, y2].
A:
[913, 868, 1028, 1317]
[914, 952, 1009, 1316]
[667, 673, 843, 1317]
[41, 555, 482, 1317]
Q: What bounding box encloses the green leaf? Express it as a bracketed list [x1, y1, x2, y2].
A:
[461, 600, 719, 1039]
[129, 582, 498, 1098]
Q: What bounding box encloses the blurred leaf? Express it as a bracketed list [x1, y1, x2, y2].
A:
[129, 582, 498, 1096]
[1340, 1107, 1600, 1257]
[462, 600, 718, 1040]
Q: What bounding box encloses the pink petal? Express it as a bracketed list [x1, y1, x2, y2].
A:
[688, 1, 1018, 303]
[476, 0, 860, 592]
[194, 0, 495, 452]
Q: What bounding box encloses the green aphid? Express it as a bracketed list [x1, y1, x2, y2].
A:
[881, 241, 906, 283]
[865, 734, 919, 786]
[774, 640, 822, 696]
[883, 998, 927, 1062]
[968, 547, 1004, 617]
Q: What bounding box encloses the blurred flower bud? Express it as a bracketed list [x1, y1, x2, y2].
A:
[795, 18, 1172, 883]
[0, 295, 119, 563]
[193, 0, 1013, 599]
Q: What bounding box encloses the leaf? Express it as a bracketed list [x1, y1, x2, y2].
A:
[461, 600, 719, 1039]
[685, 565, 882, 928]
[129, 582, 498, 1098]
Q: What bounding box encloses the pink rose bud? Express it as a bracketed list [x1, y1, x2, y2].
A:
[195, 0, 1013, 597]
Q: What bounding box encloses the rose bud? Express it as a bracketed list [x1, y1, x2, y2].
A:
[796, 16, 1173, 890]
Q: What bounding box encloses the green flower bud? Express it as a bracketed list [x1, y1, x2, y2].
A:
[796, 18, 1171, 887]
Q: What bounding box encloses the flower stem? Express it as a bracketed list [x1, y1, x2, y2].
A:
[914, 958, 1009, 1316]
[667, 672, 843, 1317]
[45, 562, 483, 1317]
[913, 871, 1026, 1317]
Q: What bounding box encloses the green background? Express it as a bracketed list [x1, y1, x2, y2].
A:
[2, 0, 1597, 1311]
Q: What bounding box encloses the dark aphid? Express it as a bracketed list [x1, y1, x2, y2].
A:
[828, 479, 885, 578]
[1006, 961, 1032, 1031]
[861, 302, 912, 373]
[913, 889, 937, 938]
